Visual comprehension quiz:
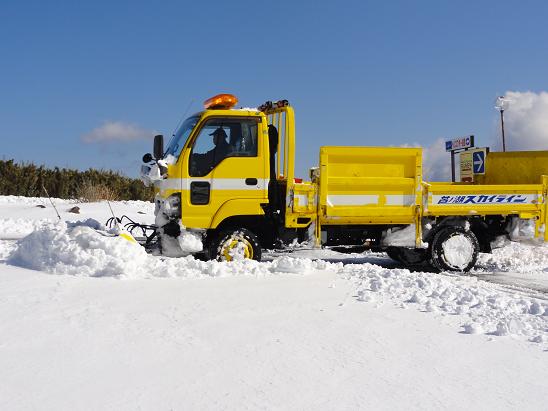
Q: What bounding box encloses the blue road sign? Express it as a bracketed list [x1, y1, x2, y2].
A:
[473, 150, 485, 174]
[445, 135, 475, 152]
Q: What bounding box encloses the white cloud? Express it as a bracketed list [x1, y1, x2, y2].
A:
[400, 139, 452, 182]
[422, 138, 452, 181]
[82, 121, 155, 143]
[422, 90, 548, 182]
[494, 91, 548, 151]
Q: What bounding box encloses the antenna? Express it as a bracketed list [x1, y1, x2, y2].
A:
[42, 185, 61, 220]
[106, 200, 121, 231]
[171, 99, 195, 137]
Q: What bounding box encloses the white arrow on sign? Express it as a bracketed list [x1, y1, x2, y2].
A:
[472, 149, 486, 174]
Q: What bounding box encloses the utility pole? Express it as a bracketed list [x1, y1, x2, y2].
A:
[499, 108, 506, 152]
[495, 96, 510, 152]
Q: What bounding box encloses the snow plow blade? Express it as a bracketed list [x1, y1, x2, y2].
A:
[118, 230, 139, 244]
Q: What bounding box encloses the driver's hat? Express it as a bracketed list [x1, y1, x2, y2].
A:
[209, 127, 227, 138]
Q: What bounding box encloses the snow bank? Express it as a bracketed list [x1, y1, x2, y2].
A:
[0, 218, 58, 239]
[0, 240, 17, 261]
[0, 195, 154, 210]
[8, 220, 146, 277]
[8, 221, 331, 279]
[344, 262, 548, 343]
[0, 196, 154, 239]
[476, 241, 548, 274]
[0, 195, 74, 205]
[5, 216, 548, 345]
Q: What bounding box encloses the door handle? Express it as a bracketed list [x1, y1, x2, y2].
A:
[245, 178, 258, 186]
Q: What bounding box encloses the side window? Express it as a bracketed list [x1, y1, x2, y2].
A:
[189, 117, 259, 177]
[227, 119, 258, 157]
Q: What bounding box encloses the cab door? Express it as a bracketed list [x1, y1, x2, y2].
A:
[180, 114, 268, 229]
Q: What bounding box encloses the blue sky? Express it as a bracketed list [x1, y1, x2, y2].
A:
[1, 0, 547, 178]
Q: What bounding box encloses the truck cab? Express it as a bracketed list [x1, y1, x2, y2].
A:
[142, 94, 314, 260]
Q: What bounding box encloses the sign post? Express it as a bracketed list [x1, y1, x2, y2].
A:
[445, 135, 475, 182]
[451, 152, 456, 182]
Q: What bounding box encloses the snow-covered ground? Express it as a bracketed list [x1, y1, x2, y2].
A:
[0, 195, 547, 410]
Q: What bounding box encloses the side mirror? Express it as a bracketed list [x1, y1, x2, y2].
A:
[153, 134, 164, 160]
[142, 153, 153, 163]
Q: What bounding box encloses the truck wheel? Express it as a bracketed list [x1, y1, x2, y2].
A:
[429, 226, 479, 272]
[386, 247, 403, 263]
[209, 228, 262, 262]
[386, 247, 427, 265]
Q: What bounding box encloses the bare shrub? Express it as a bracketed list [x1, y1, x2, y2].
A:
[77, 181, 119, 202]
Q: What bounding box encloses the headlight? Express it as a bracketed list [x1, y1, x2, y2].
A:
[163, 194, 181, 219]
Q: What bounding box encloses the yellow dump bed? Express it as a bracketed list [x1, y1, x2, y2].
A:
[316, 146, 548, 242]
[318, 147, 422, 225]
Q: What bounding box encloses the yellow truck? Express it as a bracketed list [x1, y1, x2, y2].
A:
[140, 94, 548, 272]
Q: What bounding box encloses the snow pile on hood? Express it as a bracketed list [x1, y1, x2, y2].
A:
[344, 263, 548, 343]
[476, 241, 548, 273]
[8, 220, 332, 278]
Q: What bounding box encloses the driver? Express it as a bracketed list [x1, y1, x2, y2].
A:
[192, 127, 231, 175]
[210, 127, 231, 158]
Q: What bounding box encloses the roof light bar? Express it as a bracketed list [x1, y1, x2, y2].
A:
[204, 94, 238, 110]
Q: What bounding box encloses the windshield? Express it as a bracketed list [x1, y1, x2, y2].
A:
[164, 115, 200, 159]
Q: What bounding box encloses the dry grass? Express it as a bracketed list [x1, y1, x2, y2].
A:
[77, 181, 119, 202]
